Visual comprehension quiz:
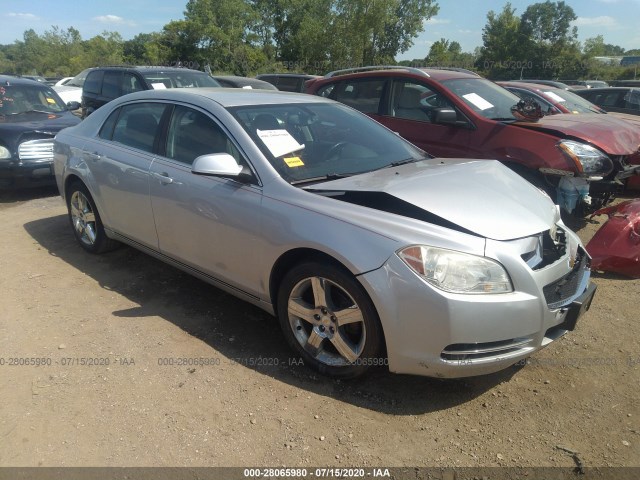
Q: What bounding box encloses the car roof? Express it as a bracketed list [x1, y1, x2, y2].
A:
[575, 87, 636, 92]
[211, 75, 278, 88]
[499, 81, 555, 91]
[0, 74, 50, 86]
[315, 67, 480, 83]
[257, 73, 320, 79]
[110, 87, 333, 108]
[87, 66, 206, 74]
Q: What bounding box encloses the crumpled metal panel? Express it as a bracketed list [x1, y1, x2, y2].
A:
[586, 199, 640, 278]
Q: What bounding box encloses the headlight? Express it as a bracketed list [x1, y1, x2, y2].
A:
[397, 246, 513, 294]
[557, 140, 613, 176]
[0, 145, 11, 159]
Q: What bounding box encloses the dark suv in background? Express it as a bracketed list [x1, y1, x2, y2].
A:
[81, 66, 221, 118]
[256, 73, 320, 92]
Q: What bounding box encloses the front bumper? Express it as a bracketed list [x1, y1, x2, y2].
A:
[359, 228, 595, 378]
[0, 159, 56, 188]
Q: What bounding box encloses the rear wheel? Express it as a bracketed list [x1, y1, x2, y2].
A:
[66, 181, 119, 254]
[277, 262, 384, 378]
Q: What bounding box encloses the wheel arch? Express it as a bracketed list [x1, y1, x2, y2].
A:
[269, 248, 351, 312]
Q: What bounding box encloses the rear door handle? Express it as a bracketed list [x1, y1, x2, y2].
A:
[153, 171, 174, 185]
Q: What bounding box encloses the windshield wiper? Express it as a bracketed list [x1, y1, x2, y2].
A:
[490, 117, 516, 121]
[11, 109, 53, 115]
[372, 157, 422, 171]
[291, 173, 351, 186]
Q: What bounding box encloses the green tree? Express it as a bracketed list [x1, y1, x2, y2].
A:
[426, 38, 459, 65]
[478, 3, 524, 79]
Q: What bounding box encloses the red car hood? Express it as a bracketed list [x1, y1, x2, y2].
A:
[514, 113, 640, 156]
[609, 112, 640, 129]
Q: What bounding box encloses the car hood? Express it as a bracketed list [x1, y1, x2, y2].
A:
[0, 111, 80, 132]
[513, 113, 640, 155]
[52, 85, 81, 93]
[307, 159, 558, 241]
[609, 112, 640, 128]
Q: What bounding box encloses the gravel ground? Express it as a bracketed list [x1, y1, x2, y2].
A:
[0, 187, 638, 471]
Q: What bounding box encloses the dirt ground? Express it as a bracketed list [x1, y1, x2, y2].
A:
[0, 186, 638, 471]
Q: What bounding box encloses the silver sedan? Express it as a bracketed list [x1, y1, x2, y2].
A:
[53, 88, 596, 378]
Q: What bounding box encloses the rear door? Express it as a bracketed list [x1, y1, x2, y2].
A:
[84, 101, 167, 248]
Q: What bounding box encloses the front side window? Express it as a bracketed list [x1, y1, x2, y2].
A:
[390, 80, 454, 122]
[110, 103, 166, 153]
[83, 71, 103, 95]
[164, 106, 242, 166]
[102, 71, 122, 99]
[623, 89, 640, 110]
[230, 102, 427, 184]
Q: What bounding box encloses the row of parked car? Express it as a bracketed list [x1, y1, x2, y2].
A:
[4, 65, 639, 210]
[4, 64, 639, 378]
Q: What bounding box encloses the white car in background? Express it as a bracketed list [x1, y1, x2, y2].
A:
[52, 68, 90, 105]
[54, 77, 74, 86]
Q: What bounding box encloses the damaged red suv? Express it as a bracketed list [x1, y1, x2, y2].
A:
[306, 67, 640, 213]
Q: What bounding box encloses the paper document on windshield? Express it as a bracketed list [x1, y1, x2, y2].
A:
[151, 83, 167, 90]
[257, 129, 305, 158]
[463, 93, 494, 110]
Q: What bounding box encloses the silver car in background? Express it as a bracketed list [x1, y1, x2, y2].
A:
[53, 88, 596, 378]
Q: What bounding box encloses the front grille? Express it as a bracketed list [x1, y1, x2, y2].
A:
[18, 139, 54, 162]
[441, 337, 534, 362]
[543, 248, 589, 309]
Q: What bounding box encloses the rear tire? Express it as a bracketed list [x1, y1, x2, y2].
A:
[66, 181, 119, 254]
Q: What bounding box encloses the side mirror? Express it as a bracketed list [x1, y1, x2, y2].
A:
[192, 153, 244, 178]
[66, 101, 81, 111]
[433, 108, 458, 125]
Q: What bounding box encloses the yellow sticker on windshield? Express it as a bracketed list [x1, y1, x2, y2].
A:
[284, 156, 304, 167]
[46, 97, 56, 104]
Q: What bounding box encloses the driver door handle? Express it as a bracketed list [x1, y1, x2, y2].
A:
[153, 171, 174, 185]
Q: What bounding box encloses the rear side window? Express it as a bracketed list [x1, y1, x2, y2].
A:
[83, 71, 103, 95]
[110, 103, 167, 153]
[334, 79, 385, 114]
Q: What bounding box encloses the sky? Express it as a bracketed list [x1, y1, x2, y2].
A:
[0, 0, 639, 62]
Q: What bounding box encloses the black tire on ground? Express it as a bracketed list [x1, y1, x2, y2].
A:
[277, 261, 384, 379]
[66, 181, 119, 254]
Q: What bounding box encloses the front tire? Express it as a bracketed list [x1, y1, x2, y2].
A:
[277, 262, 384, 378]
[66, 181, 119, 254]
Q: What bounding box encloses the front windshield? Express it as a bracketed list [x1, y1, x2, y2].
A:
[142, 71, 221, 88]
[0, 84, 67, 115]
[543, 88, 605, 114]
[442, 78, 520, 121]
[65, 69, 90, 88]
[230, 103, 428, 183]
